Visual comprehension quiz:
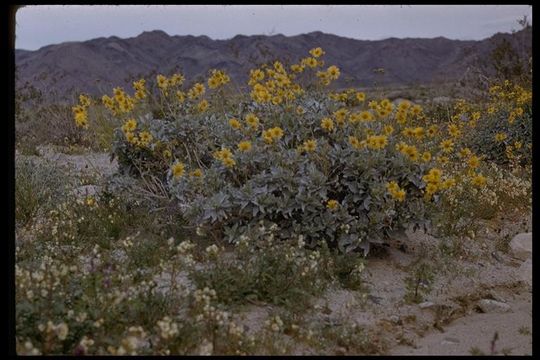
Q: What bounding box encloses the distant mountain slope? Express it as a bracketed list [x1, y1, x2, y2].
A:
[15, 28, 531, 100]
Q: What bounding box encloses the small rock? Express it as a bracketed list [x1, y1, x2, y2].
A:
[477, 299, 511, 313]
[72, 185, 99, 198]
[441, 337, 460, 345]
[509, 233, 532, 261]
[418, 301, 435, 309]
[389, 315, 401, 324]
[519, 259, 532, 287]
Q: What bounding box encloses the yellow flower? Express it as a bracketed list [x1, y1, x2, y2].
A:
[421, 151, 431, 162]
[139, 131, 153, 146]
[237, 141, 252, 152]
[303, 139, 317, 152]
[86, 196, 95, 206]
[222, 157, 236, 168]
[122, 119, 137, 133]
[190, 168, 203, 177]
[514, 141, 522, 149]
[423, 168, 442, 184]
[471, 174, 487, 187]
[214, 148, 233, 160]
[163, 149, 172, 159]
[440, 139, 454, 153]
[333, 108, 348, 124]
[427, 125, 438, 137]
[495, 133, 507, 142]
[309, 47, 325, 58]
[359, 111, 373, 122]
[458, 147, 472, 158]
[386, 181, 400, 193]
[348, 136, 362, 149]
[79, 94, 91, 107]
[170, 73, 185, 86]
[410, 104, 422, 116]
[290, 64, 304, 73]
[366, 135, 388, 150]
[448, 124, 461, 138]
[356, 92, 366, 102]
[197, 99, 209, 112]
[156, 74, 168, 90]
[468, 155, 480, 169]
[208, 76, 221, 89]
[176, 91, 185, 103]
[302, 57, 318, 68]
[270, 127, 284, 139]
[398, 101, 411, 111]
[262, 130, 274, 144]
[171, 162, 185, 179]
[229, 118, 242, 129]
[321, 117, 334, 132]
[326, 65, 340, 80]
[383, 125, 394, 135]
[327, 199, 339, 210]
[296, 106, 305, 115]
[125, 132, 136, 144]
[245, 113, 260, 130]
[440, 178, 456, 190]
[425, 183, 438, 196]
[394, 189, 406, 202]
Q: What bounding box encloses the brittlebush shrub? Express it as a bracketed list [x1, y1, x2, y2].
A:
[446, 81, 532, 166]
[77, 48, 506, 253]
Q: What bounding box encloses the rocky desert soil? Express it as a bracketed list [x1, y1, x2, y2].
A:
[17, 146, 533, 356]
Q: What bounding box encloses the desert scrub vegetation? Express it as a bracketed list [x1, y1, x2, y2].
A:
[73, 47, 531, 255]
[15, 45, 532, 355]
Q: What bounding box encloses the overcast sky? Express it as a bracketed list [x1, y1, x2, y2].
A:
[15, 5, 532, 51]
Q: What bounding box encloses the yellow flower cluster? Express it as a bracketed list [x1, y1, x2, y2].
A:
[386, 181, 406, 202]
[237, 140, 252, 152]
[132, 79, 147, 100]
[316, 65, 340, 86]
[262, 127, 284, 144]
[366, 135, 388, 150]
[188, 83, 206, 100]
[422, 168, 443, 197]
[245, 113, 260, 130]
[213, 148, 236, 168]
[249, 61, 304, 104]
[208, 69, 230, 89]
[72, 94, 92, 128]
[102, 87, 136, 115]
[396, 142, 419, 161]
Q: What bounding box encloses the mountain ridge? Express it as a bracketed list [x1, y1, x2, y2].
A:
[15, 28, 531, 100]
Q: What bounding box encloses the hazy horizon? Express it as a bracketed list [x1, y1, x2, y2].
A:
[16, 5, 532, 51]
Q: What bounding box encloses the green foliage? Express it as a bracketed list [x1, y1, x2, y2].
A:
[15, 157, 69, 226]
[403, 261, 436, 304]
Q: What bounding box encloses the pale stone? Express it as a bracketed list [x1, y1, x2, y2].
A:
[509, 233, 532, 261]
[477, 299, 511, 314]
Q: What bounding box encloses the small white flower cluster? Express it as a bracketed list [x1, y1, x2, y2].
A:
[38, 321, 69, 340]
[110, 326, 147, 355]
[156, 316, 179, 340]
[78, 336, 95, 353]
[19, 340, 41, 355]
[265, 315, 284, 333]
[177, 240, 195, 254]
[205, 244, 220, 257]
